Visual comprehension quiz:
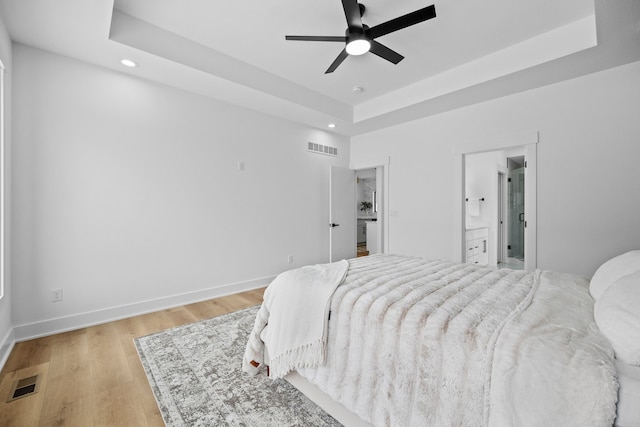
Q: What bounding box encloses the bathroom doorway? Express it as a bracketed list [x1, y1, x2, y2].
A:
[463, 149, 534, 270]
[356, 168, 378, 257]
[455, 131, 537, 271]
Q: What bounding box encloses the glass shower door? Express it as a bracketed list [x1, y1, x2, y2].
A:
[508, 165, 525, 260]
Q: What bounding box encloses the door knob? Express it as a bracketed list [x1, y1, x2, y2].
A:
[330, 223, 340, 228]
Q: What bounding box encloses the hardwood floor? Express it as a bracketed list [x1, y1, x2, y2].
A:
[0, 288, 265, 426]
[356, 244, 369, 257]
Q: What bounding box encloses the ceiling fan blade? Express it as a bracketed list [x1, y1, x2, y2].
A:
[341, 0, 364, 30]
[368, 4, 436, 39]
[285, 35, 348, 42]
[369, 41, 404, 64]
[325, 49, 349, 74]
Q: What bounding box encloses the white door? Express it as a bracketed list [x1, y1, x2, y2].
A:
[329, 165, 356, 262]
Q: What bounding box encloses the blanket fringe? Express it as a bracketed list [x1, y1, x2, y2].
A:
[268, 339, 326, 379]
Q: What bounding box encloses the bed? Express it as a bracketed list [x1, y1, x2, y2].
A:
[243, 252, 640, 426]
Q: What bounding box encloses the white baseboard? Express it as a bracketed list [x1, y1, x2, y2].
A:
[13, 275, 274, 342]
[0, 327, 16, 372]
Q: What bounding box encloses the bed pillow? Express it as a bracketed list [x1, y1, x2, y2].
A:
[594, 270, 640, 366]
[590, 250, 640, 300]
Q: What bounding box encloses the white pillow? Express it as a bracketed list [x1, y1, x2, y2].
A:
[594, 270, 640, 366]
[590, 250, 640, 300]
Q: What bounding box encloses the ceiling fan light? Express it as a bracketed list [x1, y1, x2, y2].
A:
[346, 39, 371, 56]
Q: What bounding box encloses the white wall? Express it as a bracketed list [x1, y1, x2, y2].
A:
[11, 44, 349, 339]
[0, 14, 12, 366]
[351, 60, 640, 277]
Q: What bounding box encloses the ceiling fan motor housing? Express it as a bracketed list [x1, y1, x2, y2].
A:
[345, 25, 371, 55]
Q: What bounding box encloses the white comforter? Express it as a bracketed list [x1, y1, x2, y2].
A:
[290, 254, 618, 426]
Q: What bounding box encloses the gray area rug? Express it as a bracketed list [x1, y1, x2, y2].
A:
[135, 306, 341, 426]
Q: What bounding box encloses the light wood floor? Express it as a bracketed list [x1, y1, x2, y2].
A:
[0, 288, 265, 426]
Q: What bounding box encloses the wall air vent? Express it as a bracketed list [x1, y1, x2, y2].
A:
[308, 142, 338, 157]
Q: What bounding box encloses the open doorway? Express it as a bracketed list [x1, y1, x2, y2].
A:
[464, 148, 533, 270]
[454, 131, 537, 271]
[356, 168, 378, 257]
[329, 164, 385, 262]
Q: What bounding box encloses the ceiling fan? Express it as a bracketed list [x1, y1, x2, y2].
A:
[285, 0, 436, 74]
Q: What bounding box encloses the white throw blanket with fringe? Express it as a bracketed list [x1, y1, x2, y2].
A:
[294, 254, 618, 427]
[243, 259, 349, 379]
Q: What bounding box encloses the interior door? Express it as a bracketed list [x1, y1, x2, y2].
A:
[329, 165, 356, 262]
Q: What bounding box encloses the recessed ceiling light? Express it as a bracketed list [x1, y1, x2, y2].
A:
[328, 123, 336, 128]
[120, 59, 138, 68]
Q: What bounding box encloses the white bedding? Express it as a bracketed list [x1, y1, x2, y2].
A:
[615, 359, 640, 427]
[288, 254, 618, 426]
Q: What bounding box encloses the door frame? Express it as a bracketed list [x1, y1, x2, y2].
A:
[454, 131, 538, 271]
[350, 157, 390, 254]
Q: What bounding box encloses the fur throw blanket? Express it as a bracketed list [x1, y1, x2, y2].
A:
[243, 260, 348, 379]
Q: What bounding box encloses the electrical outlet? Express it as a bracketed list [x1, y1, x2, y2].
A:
[287, 255, 293, 264]
[51, 288, 63, 302]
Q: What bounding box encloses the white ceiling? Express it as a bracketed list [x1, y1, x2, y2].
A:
[0, 0, 639, 136]
[112, 0, 592, 104]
